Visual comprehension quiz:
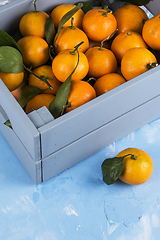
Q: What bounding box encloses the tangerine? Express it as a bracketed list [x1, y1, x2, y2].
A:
[17, 36, 49, 68]
[19, 11, 49, 38]
[65, 80, 96, 113]
[116, 148, 153, 185]
[85, 46, 117, 78]
[121, 47, 158, 81]
[52, 48, 89, 82]
[51, 4, 84, 29]
[0, 71, 24, 91]
[28, 65, 62, 95]
[111, 31, 147, 63]
[25, 93, 55, 114]
[94, 73, 126, 96]
[54, 23, 89, 54]
[113, 4, 148, 35]
[142, 13, 160, 50]
[82, 8, 117, 42]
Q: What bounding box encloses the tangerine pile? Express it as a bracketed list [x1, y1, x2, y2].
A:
[1, 1, 159, 117]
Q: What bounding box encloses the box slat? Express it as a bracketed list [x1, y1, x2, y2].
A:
[27, 107, 54, 128]
[0, 108, 41, 184]
[0, 80, 41, 161]
[36, 107, 54, 124]
[27, 111, 46, 128]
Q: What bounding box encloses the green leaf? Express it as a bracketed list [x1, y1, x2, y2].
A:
[4, 120, 12, 129]
[18, 85, 42, 108]
[114, 0, 151, 6]
[54, 2, 83, 46]
[74, 0, 96, 13]
[13, 29, 23, 42]
[0, 46, 24, 73]
[45, 14, 56, 46]
[49, 44, 81, 118]
[101, 156, 124, 185]
[0, 29, 21, 52]
[49, 73, 71, 118]
[49, 45, 55, 62]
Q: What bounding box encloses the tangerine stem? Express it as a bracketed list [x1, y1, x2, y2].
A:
[70, 17, 75, 30]
[131, 155, 137, 160]
[33, 0, 37, 13]
[98, 8, 112, 16]
[147, 62, 158, 70]
[65, 102, 71, 108]
[123, 154, 137, 160]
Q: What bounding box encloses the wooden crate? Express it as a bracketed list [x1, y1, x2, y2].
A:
[0, 0, 160, 184]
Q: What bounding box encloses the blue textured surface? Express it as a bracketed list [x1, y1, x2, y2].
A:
[0, 118, 160, 240]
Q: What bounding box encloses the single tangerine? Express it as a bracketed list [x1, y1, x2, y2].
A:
[65, 80, 96, 113]
[85, 46, 117, 78]
[17, 36, 49, 68]
[51, 4, 84, 29]
[25, 93, 55, 114]
[113, 4, 148, 35]
[142, 13, 160, 50]
[52, 48, 89, 82]
[54, 24, 89, 54]
[28, 65, 62, 95]
[116, 148, 153, 185]
[19, 11, 49, 38]
[0, 71, 24, 91]
[82, 8, 117, 42]
[121, 47, 158, 81]
[94, 73, 126, 96]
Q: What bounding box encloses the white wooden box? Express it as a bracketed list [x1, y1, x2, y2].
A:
[0, 0, 160, 184]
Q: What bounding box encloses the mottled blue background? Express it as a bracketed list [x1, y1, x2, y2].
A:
[0, 118, 160, 240]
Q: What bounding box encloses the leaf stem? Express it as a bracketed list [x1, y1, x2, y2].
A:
[99, 29, 118, 51]
[65, 46, 80, 110]
[123, 153, 137, 160]
[70, 41, 84, 55]
[23, 64, 53, 90]
[86, 77, 97, 83]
